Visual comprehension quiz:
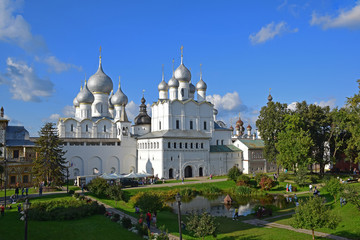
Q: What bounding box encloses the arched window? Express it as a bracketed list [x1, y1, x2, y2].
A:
[104, 125, 106, 132]
[157, 142, 159, 148]
[71, 124, 74, 132]
[86, 125, 88, 132]
[196, 143, 198, 149]
[168, 142, 171, 148]
[190, 121, 193, 130]
[159, 121, 162, 130]
[73, 168, 80, 177]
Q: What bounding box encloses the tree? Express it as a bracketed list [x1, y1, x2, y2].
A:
[341, 184, 360, 211]
[33, 122, 67, 186]
[227, 166, 242, 182]
[259, 176, 274, 191]
[256, 100, 288, 172]
[324, 178, 343, 203]
[186, 211, 218, 240]
[132, 192, 163, 213]
[275, 114, 313, 172]
[292, 197, 340, 240]
[106, 184, 124, 207]
[88, 177, 109, 196]
[294, 167, 308, 187]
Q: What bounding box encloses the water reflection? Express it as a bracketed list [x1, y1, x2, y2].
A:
[167, 194, 291, 218]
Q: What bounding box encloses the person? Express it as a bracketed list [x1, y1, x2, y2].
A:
[17, 204, 21, 213]
[181, 221, 186, 230]
[210, 174, 213, 180]
[10, 195, 16, 204]
[309, 184, 313, 192]
[135, 206, 140, 214]
[233, 208, 238, 220]
[1, 204, 4, 217]
[182, 177, 184, 184]
[21, 187, 25, 197]
[74, 179, 77, 186]
[294, 194, 298, 202]
[273, 173, 276, 181]
[286, 183, 289, 192]
[146, 211, 152, 229]
[162, 178, 165, 184]
[295, 202, 299, 207]
[39, 186, 43, 196]
[289, 184, 292, 193]
[340, 197, 343, 207]
[313, 187, 319, 197]
[81, 183, 85, 193]
[138, 213, 144, 224]
[15, 187, 19, 199]
[152, 212, 157, 227]
[25, 187, 28, 196]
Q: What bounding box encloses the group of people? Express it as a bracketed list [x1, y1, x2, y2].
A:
[285, 183, 292, 192]
[136, 206, 157, 229]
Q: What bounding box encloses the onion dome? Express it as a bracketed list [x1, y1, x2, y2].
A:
[268, 88, 273, 102]
[77, 80, 95, 104]
[247, 124, 252, 130]
[196, 64, 207, 90]
[174, 46, 191, 82]
[168, 74, 179, 88]
[87, 52, 113, 94]
[235, 124, 240, 130]
[189, 81, 195, 94]
[108, 90, 114, 109]
[236, 117, 243, 126]
[73, 85, 82, 107]
[134, 96, 151, 125]
[111, 78, 128, 106]
[158, 68, 168, 91]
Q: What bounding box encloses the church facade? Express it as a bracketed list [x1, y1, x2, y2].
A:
[58, 47, 244, 179]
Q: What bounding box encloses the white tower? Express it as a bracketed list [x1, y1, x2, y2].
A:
[196, 64, 207, 102]
[174, 46, 191, 101]
[158, 65, 168, 100]
[168, 59, 179, 101]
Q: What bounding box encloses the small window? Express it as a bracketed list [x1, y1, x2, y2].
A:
[201, 143, 204, 149]
[157, 142, 159, 148]
[174, 142, 177, 149]
[216, 140, 219, 145]
[86, 125, 89, 132]
[159, 121, 162, 130]
[10, 176, 16, 184]
[104, 125, 106, 132]
[13, 150, 19, 158]
[93, 168, 99, 175]
[191, 143, 193, 149]
[23, 175, 29, 183]
[171, 157, 173, 161]
[71, 124, 74, 132]
[204, 121, 207, 130]
[181, 88, 184, 97]
[196, 143, 198, 149]
[221, 140, 224, 145]
[190, 121, 193, 130]
[180, 143, 182, 149]
[176, 120, 180, 129]
[168, 142, 171, 148]
[185, 143, 188, 149]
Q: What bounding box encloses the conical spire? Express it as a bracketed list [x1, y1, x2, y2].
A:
[268, 88, 273, 102]
[180, 45, 184, 64]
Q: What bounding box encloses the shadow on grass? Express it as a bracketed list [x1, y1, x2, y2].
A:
[331, 230, 360, 240]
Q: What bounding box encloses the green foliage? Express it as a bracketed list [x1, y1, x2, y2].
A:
[292, 197, 340, 240]
[106, 184, 124, 206]
[233, 186, 253, 195]
[111, 213, 120, 222]
[255, 173, 267, 185]
[33, 122, 67, 186]
[200, 185, 221, 195]
[73, 192, 80, 198]
[121, 216, 133, 229]
[227, 166, 242, 182]
[28, 198, 106, 221]
[236, 174, 250, 186]
[179, 187, 198, 198]
[324, 178, 344, 202]
[88, 177, 109, 196]
[135, 223, 148, 236]
[308, 174, 320, 184]
[130, 192, 164, 213]
[259, 176, 275, 191]
[278, 173, 290, 182]
[294, 167, 309, 186]
[155, 225, 169, 240]
[341, 184, 360, 211]
[68, 189, 75, 195]
[186, 211, 218, 240]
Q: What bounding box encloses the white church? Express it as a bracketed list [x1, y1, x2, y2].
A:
[58, 47, 268, 179]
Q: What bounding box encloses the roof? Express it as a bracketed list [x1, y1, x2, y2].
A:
[5, 126, 35, 147]
[6, 140, 35, 147]
[238, 139, 264, 149]
[210, 145, 242, 152]
[137, 130, 211, 139]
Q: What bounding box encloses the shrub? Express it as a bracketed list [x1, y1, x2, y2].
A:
[122, 216, 133, 229]
[106, 184, 124, 206]
[236, 175, 250, 186]
[135, 223, 149, 236]
[87, 177, 109, 196]
[234, 186, 253, 195]
[130, 192, 164, 213]
[294, 167, 308, 186]
[200, 186, 221, 195]
[278, 173, 290, 182]
[187, 211, 218, 240]
[309, 175, 320, 184]
[179, 188, 198, 198]
[111, 213, 120, 222]
[255, 173, 268, 185]
[259, 176, 274, 191]
[68, 189, 75, 195]
[228, 166, 242, 182]
[73, 193, 80, 199]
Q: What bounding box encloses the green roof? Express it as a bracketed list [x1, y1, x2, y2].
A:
[238, 139, 264, 149]
[210, 145, 242, 153]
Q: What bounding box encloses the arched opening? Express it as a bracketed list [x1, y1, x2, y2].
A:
[169, 168, 174, 179]
[199, 167, 203, 177]
[184, 166, 192, 178]
[73, 168, 80, 177]
[110, 167, 116, 174]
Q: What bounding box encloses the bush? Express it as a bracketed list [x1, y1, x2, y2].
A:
[68, 189, 75, 195]
[234, 186, 253, 195]
[106, 184, 124, 204]
[278, 173, 290, 182]
[200, 186, 221, 195]
[73, 193, 80, 199]
[135, 223, 149, 236]
[255, 173, 268, 185]
[130, 192, 164, 213]
[179, 188, 198, 198]
[309, 175, 320, 184]
[236, 175, 250, 186]
[87, 177, 109, 196]
[259, 176, 274, 191]
[294, 167, 308, 186]
[28, 199, 106, 221]
[228, 166, 242, 182]
[111, 213, 120, 222]
[122, 216, 133, 229]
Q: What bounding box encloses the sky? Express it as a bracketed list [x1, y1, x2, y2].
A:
[0, 0, 360, 136]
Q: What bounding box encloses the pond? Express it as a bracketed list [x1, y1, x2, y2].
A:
[168, 194, 292, 218]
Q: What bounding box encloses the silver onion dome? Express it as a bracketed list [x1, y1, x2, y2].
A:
[73, 85, 82, 107]
[87, 56, 113, 94]
[196, 78, 207, 90]
[189, 81, 195, 94]
[168, 74, 179, 88]
[158, 80, 168, 91]
[174, 63, 191, 82]
[77, 81, 95, 104]
[111, 80, 128, 106]
[108, 90, 114, 109]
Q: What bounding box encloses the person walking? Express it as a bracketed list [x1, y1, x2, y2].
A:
[286, 183, 289, 192]
[233, 208, 238, 220]
[15, 187, 19, 199]
[21, 187, 25, 197]
[1, 204, 5, 217]
[289, 184, 292, 192]
[146, 211, 152, 229]
[309, 184, 313, 192]
[182, 177, 184, 184]
[25, 187, 28, 196]
[152, 212, 157, 227]
[39, 185, 43, 196]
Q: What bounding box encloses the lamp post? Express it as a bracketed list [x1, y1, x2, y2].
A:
[23, 198, 31, 240]
[175, 192, 182, 240]
[66, 162, 71, 194]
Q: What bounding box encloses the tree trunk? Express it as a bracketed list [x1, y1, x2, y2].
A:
[312, 229, 315, 240]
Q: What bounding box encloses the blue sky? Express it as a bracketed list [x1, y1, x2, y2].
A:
[0, 0, 359, 136]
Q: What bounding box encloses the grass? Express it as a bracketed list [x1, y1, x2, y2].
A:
[0, 193, 143, 240]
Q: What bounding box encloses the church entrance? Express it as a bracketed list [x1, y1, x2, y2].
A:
[184, 166, 192, 178]
[199, 167, 203, 177]
[169, 168, 174, 179]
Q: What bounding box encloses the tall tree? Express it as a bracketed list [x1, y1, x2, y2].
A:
[295, 101, 331, 174]
[33, 122, 67, 186]
[275, 114, 314, 172]
[256, 100, 288, 172]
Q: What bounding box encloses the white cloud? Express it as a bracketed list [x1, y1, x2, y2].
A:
[206, 91, 242, 111]
[62, 105, 75, 117]
[0, 0, 45, 52]
[1, 57, 54, 102]
[314, 98, 336, 109]
[249, 21, 298, 45]
[126, 101, 138, 122]
[36, 56, 82, 73]
[310, 3, 360, 29]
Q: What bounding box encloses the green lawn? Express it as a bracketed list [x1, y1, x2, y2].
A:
[0, 187, 38, 197]
[0, 193, 143, 240]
